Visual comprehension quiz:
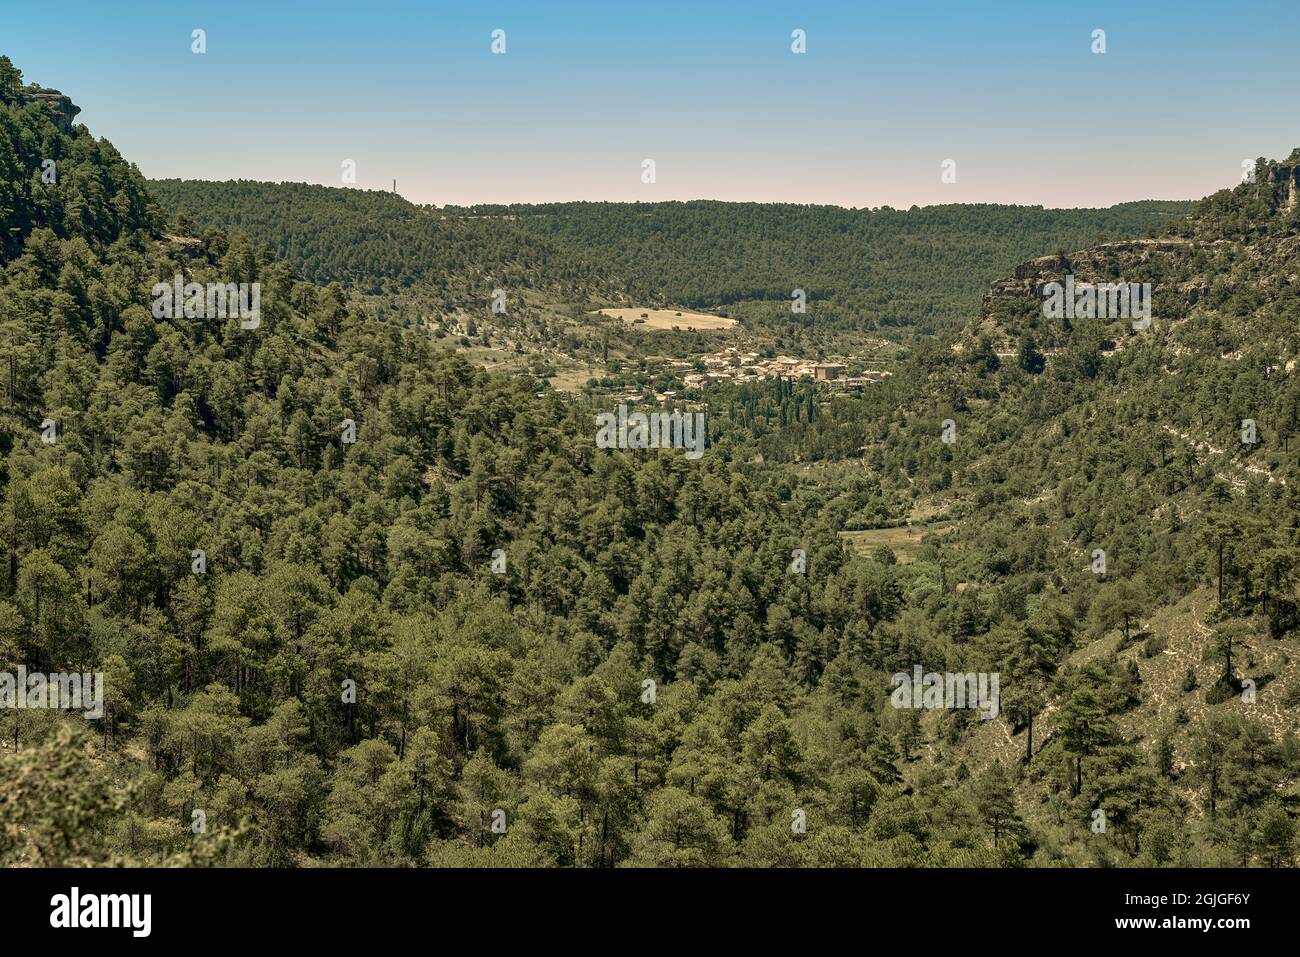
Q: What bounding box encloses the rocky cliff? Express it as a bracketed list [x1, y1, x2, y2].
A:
[16, 87, 81, 132]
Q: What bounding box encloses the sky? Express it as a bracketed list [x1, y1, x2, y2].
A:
[4, 0, 1299, 208]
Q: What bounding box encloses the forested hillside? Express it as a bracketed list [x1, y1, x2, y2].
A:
[1, 53, 1296, 869]
[464, 199, 1194, 336]
[712, 151, 1300, 865]
[147, 179, 620, 302]
[150, 181, 1192, 339]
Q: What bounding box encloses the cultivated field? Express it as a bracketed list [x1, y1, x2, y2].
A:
[598, 307, 736, 331]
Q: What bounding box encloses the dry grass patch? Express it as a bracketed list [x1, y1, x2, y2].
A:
[839, 523, 951, 563]
[597, 307, 736, 331]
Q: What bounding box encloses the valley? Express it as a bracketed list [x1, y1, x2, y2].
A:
[1, 45, 1297, 875]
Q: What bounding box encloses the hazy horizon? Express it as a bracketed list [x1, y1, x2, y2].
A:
[149, 174, 1204, 213]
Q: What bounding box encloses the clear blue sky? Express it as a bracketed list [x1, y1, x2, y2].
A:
[5, 0, 1298, 207]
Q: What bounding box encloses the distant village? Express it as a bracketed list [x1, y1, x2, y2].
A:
[599, 347, 896, 405]
[681, 347, 892, 390]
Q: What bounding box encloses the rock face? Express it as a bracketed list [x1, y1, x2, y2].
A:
[1269, 162, 1300, 214]
[17, 87, 81, 133]
[980, 240, 1194, 317]
[1242, 152, 1300, 214]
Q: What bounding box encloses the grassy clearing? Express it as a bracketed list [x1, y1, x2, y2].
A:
[839, 523, 952, 563]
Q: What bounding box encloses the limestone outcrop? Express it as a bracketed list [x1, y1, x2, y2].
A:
[16, 87, 81, 132]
